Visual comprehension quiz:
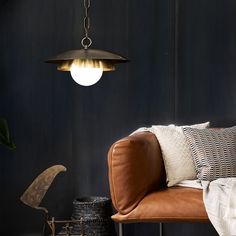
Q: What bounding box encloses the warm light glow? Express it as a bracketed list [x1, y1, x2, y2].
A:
[70, 59, 103, 86]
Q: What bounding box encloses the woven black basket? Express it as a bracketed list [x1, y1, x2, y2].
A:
[71, 196, 116, 236]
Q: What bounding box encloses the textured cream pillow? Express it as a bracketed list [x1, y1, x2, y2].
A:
[151, 122, 210, 187]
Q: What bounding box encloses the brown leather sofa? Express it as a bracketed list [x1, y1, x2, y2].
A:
[108, 131, 209, 234]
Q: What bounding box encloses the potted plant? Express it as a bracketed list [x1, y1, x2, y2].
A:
[0, 118, 16, 149]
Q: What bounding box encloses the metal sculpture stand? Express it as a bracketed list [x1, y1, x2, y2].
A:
[47, 217, 85, 236]
[28, 204, 89, 236]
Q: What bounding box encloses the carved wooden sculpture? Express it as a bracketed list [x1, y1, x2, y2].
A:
[20, 165, 67, 235]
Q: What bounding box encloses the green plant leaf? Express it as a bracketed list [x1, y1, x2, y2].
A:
[0, 118, 16, 150]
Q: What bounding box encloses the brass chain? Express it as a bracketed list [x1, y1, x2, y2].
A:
[81, 0, 92, 49]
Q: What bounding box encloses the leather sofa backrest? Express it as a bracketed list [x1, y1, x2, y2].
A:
[108, 131, 166, 214]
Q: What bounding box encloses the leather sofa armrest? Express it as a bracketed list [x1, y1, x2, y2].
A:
[108, 131, 166, 215]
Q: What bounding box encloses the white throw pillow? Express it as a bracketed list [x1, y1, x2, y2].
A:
[151, 122, 210, 187]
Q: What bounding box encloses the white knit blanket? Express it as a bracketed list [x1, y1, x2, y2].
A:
[202, 178, 236, 236]
[178, 179, 236, 236]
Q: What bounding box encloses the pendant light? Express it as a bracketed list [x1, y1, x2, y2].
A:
[46, 0, 128, 86]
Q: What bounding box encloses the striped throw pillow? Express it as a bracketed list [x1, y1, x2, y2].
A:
[183, 126, 236, 181]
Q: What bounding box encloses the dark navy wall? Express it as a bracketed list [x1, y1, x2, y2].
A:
[0, 0, 235, 235]
[175, 0, 236, 126]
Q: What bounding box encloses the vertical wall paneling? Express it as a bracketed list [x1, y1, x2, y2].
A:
[0, 0, 235, 235]
[175, 0, 236, 126]
[0, 0, 173, 235]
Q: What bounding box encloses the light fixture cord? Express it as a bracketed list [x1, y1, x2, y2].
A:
[81, 0, 92, 49]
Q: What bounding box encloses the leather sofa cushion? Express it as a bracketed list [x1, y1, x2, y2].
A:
[112, 187, 209, 223]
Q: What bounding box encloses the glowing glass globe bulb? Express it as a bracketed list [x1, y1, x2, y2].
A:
[70, 60, 103, 86]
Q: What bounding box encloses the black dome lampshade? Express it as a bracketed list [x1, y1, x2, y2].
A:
[45, 0, 128, 86]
